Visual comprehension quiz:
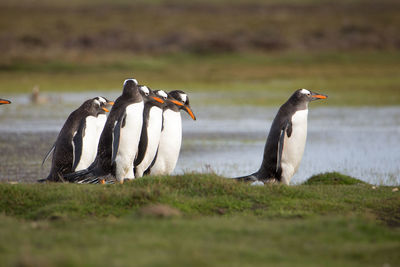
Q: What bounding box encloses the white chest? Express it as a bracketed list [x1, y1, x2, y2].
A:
[135, 107, 163, 176]
[114, 102, 144, 179]
[281, 109, 308, 172]
[74, 115, 106, 171]
[150, 110, 182, 175]
[117, 102, 144, 154]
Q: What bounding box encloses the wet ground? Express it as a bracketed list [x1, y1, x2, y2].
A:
[0, 92, 399, 185]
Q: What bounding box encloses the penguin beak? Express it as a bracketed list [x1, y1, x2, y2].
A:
[183, 105, 196, 120]
[151, 96, 164, 104]
[0, 99, 11, 105]
[102, 107, 110, 112]
[108, 101, 114, 106]
[311, 92, 328, 101]
[170, 99, 184, 106]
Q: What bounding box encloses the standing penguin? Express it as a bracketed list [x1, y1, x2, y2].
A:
[145, 90, 196, 176]
[234, 89, 327, 185]
[134, 86, 165, 178]
[0, 99, 11, 105]
[40, 96, 112, 182]
[66, 79, 144, 184]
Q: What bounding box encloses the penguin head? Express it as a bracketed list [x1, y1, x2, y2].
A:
[0, 98, 11, 105]
[122, 78, 140, 98]
[139, 85, 165, 106]
[168, 90, 196, 120]
[91, 97, 111, 115]
[94, 96, 114, 111]
[292, 89, 328, 104]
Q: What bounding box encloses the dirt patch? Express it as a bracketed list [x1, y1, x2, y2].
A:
[138, 204, 181, 218]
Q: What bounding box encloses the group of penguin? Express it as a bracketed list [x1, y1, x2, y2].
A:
[40, 78, 196, 184]
[2, 85, 327, 185]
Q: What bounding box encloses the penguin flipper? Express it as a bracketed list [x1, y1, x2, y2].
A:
[134, 120, 148, 167]
[143, 148, 158, 176]
[276, 120, 292, 173]
[41, 143, 56, 167]
[111, 112, 126, 164]
[72, 119, 86, 171]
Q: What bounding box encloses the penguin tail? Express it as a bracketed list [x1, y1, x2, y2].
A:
[37, 177, 48, 183]
[232, 173, 259, 183]
[64, 168, 96, 183]
[37, 173, 55, 183]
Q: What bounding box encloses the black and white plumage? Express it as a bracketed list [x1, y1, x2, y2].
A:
[0, 99, 11, 105]
[40, 96, 112, 182]
[145, 90, 196, 176]
[134, 86, 165, 178]
[65, 79, 144, 184]
[235, 89, 327, 185]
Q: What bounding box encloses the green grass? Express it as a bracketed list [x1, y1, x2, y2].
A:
[304, 172, 367, 185]
[0, 174, 399, 266]
[1, 51, 400, 106]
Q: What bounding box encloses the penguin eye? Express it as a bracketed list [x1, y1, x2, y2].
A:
[145, 92, 149, 96]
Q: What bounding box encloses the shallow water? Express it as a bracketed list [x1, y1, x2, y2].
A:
[0, 92, 399, 185]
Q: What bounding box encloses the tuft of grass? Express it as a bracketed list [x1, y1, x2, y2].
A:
[304, 172, 367, 185]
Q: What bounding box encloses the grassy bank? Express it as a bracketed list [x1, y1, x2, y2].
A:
[1, 51, 400, 106]
[0, 174, 399, 266]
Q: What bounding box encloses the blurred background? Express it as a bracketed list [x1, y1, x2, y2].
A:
[0, 0, 399, 184]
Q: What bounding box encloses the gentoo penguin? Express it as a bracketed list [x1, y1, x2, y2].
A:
[41, 96, 114, 168]
[0, 99, 11, 105]
[134, 86, 165, 178]
[145, 90, 196, 176]
[235, 89, 327, 185]
[40, 96, 112, 182]
[65, 79, 144, 184]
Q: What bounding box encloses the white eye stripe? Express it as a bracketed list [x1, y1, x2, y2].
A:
[94, 99, 101, 106]
[180, 94, 187, 103]
[123, 79, 138, 87]
[300, 89, 311, 95]
[97, 97, 106, 103]
[140, 86, 150, 95]
[157, 90, 168, 98]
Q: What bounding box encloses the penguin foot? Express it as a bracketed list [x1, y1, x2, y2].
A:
[250, 181, 265, 186]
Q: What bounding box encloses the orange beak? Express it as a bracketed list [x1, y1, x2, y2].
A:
[170, 99, 184, 106]
[312, 94, 327, 99]
[102, 107, 110, 112]
[151, 96, 164, 104]
[108, 101, 114, 106]
[184, 105, 196, 120]
[0, 99, 11, 105]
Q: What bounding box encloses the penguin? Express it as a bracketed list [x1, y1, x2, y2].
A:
[234, 89, 327, 185]
[40, 96, 112, 182]
[65, 79, 144, 184]
[145, 90, 196, 176]
[41, 96, 114, 169]
[134, 86, 165, 178]
[0, 99, 11, 105]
